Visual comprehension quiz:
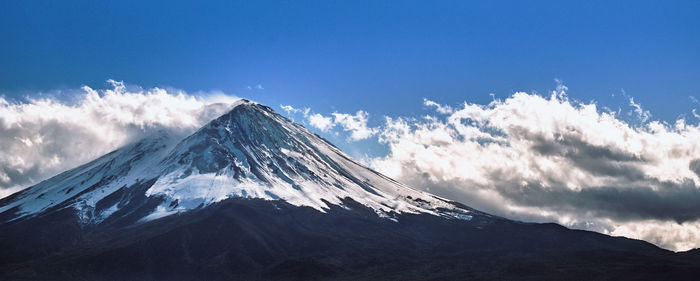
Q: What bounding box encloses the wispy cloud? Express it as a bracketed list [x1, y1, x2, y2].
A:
[280, 104, 309, 116]
[423, 98, 453, 114]
[628, 96, 651, 122]
[247, 84, 264, 90]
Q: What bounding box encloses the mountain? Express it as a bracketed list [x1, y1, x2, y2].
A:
[0, 100, 698, 280]
[0, 100, 471, 225]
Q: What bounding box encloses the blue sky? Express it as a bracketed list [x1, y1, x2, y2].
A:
[2, 0, 699, 123]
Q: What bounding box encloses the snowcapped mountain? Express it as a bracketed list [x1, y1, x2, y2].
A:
[0, 100, 471, 225]
[1, 100, 698, 281]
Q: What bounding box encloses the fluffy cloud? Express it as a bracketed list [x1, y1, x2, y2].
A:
[611, 220, 700, 252]
[332, 111, 378, 141]
[280, 105, 378, 141]
[0, 80, 238, 194]
[308, 113, 334, 131]
[280, 104, 309, 116]
[370, 89, 700, 251]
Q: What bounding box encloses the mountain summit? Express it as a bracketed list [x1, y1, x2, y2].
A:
[1, 100, 698, 280]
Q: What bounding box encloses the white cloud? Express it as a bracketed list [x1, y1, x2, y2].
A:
[308, 113, 334, 131]
[370, 89, 700, 251]
[332, 111, 378, 141]
[691, 97, 700, 121]
[0, 80, 239, 194]
[611, 220, 700, 252]
[280, 104, 309, 116]
[423, 98, 453, 114]
[280, 106, 378, 141]
[628, 97, 651, 122]
[280, 105, 298, 114]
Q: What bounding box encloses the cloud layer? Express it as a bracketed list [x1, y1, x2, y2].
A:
[0, 80, 238, 197]
[369, 90, 700, 251]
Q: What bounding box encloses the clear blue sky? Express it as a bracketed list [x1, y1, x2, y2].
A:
[1, 0, 699, 122]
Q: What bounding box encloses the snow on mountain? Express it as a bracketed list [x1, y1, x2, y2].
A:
[0, 130, 180, 222]
[0, 100, 472, 224]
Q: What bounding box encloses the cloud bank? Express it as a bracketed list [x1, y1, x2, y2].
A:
[278, 87, 700, 251]
[369, 89, 700, 251]
[0, 80, 238, 197]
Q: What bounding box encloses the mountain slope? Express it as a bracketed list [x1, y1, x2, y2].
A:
[0, 100, 698, 280]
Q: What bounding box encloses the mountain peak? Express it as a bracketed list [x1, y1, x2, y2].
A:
[151, 99, 470, 221]
[211, 99, 288, 131]
[226, 98, 267, 111]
